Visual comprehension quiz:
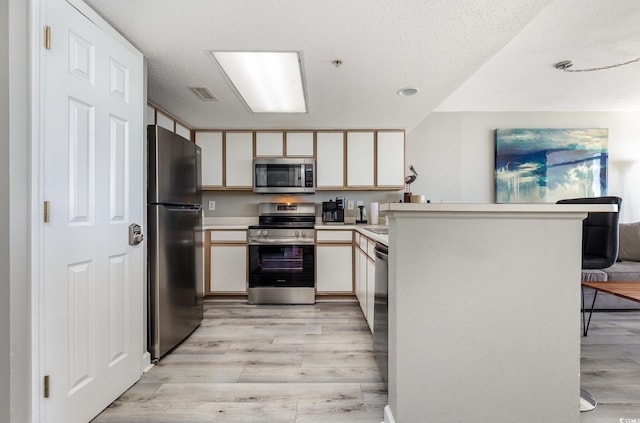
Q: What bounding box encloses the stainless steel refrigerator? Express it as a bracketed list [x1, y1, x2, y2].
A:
[147, 125, 203, 360]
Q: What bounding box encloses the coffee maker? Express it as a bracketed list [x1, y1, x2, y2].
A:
[322, 197, 345, 224]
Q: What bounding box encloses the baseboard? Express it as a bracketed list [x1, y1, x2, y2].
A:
[384, 405, 395, 423]
[141, 352, 154, 373]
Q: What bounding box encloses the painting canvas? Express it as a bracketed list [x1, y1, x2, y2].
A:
[495, 128, 608, 203]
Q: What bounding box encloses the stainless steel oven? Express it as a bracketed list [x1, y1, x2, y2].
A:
[248, 203, 316, 304]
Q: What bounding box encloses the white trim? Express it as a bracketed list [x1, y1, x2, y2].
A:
[384, 405, 395, 423]
[65, 0, 142, 57]
[141, 352, 154, 374]
[30, 0, 45, 421]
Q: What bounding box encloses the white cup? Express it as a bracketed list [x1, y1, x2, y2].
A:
[370, 202, 379, 224]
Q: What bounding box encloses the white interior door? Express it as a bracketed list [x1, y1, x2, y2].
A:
[41, 0, 145, 421]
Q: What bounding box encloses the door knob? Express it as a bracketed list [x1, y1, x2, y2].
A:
[129, 223, 144, 246]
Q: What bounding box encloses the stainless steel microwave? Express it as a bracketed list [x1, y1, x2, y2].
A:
[253, 158, 315, 194]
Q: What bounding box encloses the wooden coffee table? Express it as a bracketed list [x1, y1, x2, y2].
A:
[581, 281, 640, 336]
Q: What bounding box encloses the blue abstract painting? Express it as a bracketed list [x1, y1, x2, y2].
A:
[495, 128, 608, 203]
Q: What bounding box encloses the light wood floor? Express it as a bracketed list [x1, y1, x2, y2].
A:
[93, 301, 386, 423]
[580, 310, 640, 422]
[93, 303, 640, 423]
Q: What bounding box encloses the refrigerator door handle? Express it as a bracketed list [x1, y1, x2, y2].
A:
[128, 223, 144, 246]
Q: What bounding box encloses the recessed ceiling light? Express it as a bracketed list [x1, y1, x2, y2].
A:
[397, 87, 419, 96]
[211, 51, 308, 113]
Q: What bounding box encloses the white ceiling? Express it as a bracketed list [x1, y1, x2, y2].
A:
[84, 0, 640, 130]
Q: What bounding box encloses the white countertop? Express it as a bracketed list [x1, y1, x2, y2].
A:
[202, 219, 390, 244]
[201, 216, 257, 230]
[381, 202, 618, 213]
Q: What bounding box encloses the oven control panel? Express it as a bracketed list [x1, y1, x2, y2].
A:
[248, 228, 315, 245]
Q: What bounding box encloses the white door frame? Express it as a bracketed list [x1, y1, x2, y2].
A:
[29, 0, 148, 420]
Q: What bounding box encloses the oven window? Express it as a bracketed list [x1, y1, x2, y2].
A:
[249, 244, 314, 288]
[261, 246, 304, 271]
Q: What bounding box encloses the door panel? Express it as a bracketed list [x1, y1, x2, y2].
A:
[41, 0, 144, 421]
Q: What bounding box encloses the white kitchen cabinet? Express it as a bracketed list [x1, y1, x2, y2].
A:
[316, 245, 353, 293]
[256, 131, 284, 157]
[376, 130, 405, 188]
[176, 122, 191, 140]
[366, 250, 376, 332]
[347, 131, 375, 187]
[225, 131, 254, 188]
[146, 105, 156, 126]
[316, 131, 345, 188]
[357, 243, 368, 316]
[210, 245, 247, 293]
[156, 111, 174, 132]
[353, 232, 377, 332]
[195, 131, 223, 187]
[208, 230, 247, 294]
[285, 131, 314, 157]
[316, 230, 353, 294]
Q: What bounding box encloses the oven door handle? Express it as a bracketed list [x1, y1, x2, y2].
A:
[249, 238, 315, 245]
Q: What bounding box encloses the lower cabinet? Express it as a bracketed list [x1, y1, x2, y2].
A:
[208, 230, 247, 294]
[354, 232, 377, 333]
[316, 230, 354, 294]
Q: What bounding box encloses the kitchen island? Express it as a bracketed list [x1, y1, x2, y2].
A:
[380, 203, 616, 423]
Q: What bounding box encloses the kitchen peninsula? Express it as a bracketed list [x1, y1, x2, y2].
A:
[380, 203, 617, 423]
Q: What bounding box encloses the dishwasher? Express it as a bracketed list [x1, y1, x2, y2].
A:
[374, 242, 389, 388]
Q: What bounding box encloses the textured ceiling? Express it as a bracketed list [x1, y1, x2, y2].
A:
[436, 0, 640, 112]
[84, 0, 639, 130]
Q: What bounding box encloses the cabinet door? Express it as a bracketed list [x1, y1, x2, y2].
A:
[256, 131, 284, 157]
[316, 131, 345, 188]
[366, 255, 376, 332]
[377, 131, 405, 187]
[347, 131, 374, 187]
[210, 245, 247, 293]
[195, 131, 223, 187]
[357, 247, 368, 316]
[225, 131, 254, 188]
[156, 111, 174, 132]
[285, 131, 314, 157]
[176, 123, 191, 141]
[316, 245, 353, 293]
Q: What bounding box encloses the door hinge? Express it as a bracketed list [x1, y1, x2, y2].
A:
[44, 375, 50, 398]
[43, 201, 50, 223]
[44, 25, 51, 49]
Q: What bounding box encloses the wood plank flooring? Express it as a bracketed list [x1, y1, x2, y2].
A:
[93, 303, 640, 422]
[580, 310, 640, 422]
[92, 302, 386, 423]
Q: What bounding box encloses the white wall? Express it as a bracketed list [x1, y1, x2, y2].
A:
[5, 0, 30, 421]
[407, 112, 640, 222]
[1, 0, 11, 419]
[202, 190, 403, 219]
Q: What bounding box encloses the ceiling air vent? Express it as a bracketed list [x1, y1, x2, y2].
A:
[190, 87, 218, 101]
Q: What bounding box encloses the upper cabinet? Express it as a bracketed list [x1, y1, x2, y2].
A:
[316, 131, 345, 189]
[192, 128, 404, 191]
[346, 131, 375, 188]
[225, 131, 254, 188]
[377, 130, 405, 187]
[285, 131, 314, 157]
[255, 131, 284, 157]
[195, 131, 224, 188]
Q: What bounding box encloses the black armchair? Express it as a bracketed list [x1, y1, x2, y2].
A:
[556, 195, 622, 412]
[557, 196, 622, 269]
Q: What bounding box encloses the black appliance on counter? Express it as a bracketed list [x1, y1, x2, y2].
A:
[248, 203, 316, 304]
[322, 197, 345, 224]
